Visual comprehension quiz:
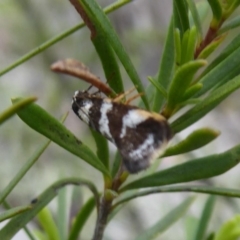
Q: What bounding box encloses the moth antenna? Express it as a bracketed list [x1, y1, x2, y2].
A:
[85, 85, 93, 92]
[113, 87, 136, 103]
[125, 93, 143, 105]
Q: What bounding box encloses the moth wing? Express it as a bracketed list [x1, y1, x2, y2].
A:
[114, 115, 170, 173]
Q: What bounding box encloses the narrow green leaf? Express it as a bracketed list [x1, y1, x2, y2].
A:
[193, 195, 216, 240]
[0, 178, 98, 239]
[134, 197, 195, 240]
[148, 77, 167, 100]
[57, 188, 68, 240]
[197, 33, 226, 59]
[12, 99, 109, 176]
[214, 215, 240, 240]
[0, 205, 32, 222]
[207, 0, 222, 25]
[91, 130, 109, 169]
[68, 197, 95, 240]
[37, 207, 60, 240]
[219, 15, 240, 34]
[181, 29, 190, 64]
[0, 97, 36, 125]
[175, 28, 182, 66]
[198, 33, 240, 80]
[187, 0, 203, 39]
[152, 18, 175, 112]
[0, 113, 68, 205]
[182, 83, 202, 100]
[115, 185, 240, 209]
[165, 59, 206, 116]
[196, 43, 240, 97]
[90, 21, 123, 94]
[121, 144, 240, 190]
[173, 0, 190, 35]
[163, 128, 220, 157]
[174, 98, 201, 109]
[171, 75, 240, 133]
[77, 0, 149, 109]
[186, 26, 197, 62]
[93, 39, 123, 94]
[111, 151, 121, 178]
[0, 139, 51, 205]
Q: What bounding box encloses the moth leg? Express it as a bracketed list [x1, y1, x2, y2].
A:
[113, 87, 135, 102]
[125, 93, 143, 105]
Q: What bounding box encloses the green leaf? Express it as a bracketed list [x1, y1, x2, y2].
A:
[182, 83, 202, 100]
[57, 188, 68, 240]
[197, 33, 226, 59]
[134, 197, 195, 240]
[92, 34, 123, 94]
[186, 26, 197, 61]
[0, 112, 68, 205]
[187, 0, 203, 39]
[90, 130, 109, 169]
[0, 205, 32, 222]
[173, 0, 190, 35]
[152, 18, 175, 112]
[0, 97, 36, 125]
[163, 128, 220, 157]
[79, 2, 124, 94]
[37, 207, 60, 240]
[68, 197, 95, 240]
[219, 15, 240, 34]
[190, 1, 210, 31]
[111, 151, 121, 178]
[214, 215, 240, 240]
[165, 59, 206, 116]
[148, 77, 167, 101]
[77, 0, 149, 109]
[0, 178, 98, 239]
[12, 99, 110, 176]
[181, 26, 197, 64]
[195, 42, 240, 97]
[175, 28, 182, 65]
[193, 195, 216, 240]
[207, 0, 222, 27]
[198, 33, 240, 79]
[0, 139, 51, 205]
[115, 185, 240, 208]
[121, 144, 240, 190]
[171, 75, 240, 133]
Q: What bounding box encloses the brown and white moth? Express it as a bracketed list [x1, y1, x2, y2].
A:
[72, 88, 172, 174]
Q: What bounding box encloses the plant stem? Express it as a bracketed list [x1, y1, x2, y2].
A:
[92, 196, 113, 240]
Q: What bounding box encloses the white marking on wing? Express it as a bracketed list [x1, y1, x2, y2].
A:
[99, 102, 113, 141]
[120, 110, 147, 138]
[129, 134, 155, 161]
[74, 90, 79, 97]
[78, 100, 93, 124]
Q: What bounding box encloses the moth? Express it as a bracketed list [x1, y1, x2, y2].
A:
[72, 88, 172, 173]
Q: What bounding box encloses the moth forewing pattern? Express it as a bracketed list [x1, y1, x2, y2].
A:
[72, 90, 172, 173]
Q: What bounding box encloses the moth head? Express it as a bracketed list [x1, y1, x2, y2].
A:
[72, 90, 93, 124]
